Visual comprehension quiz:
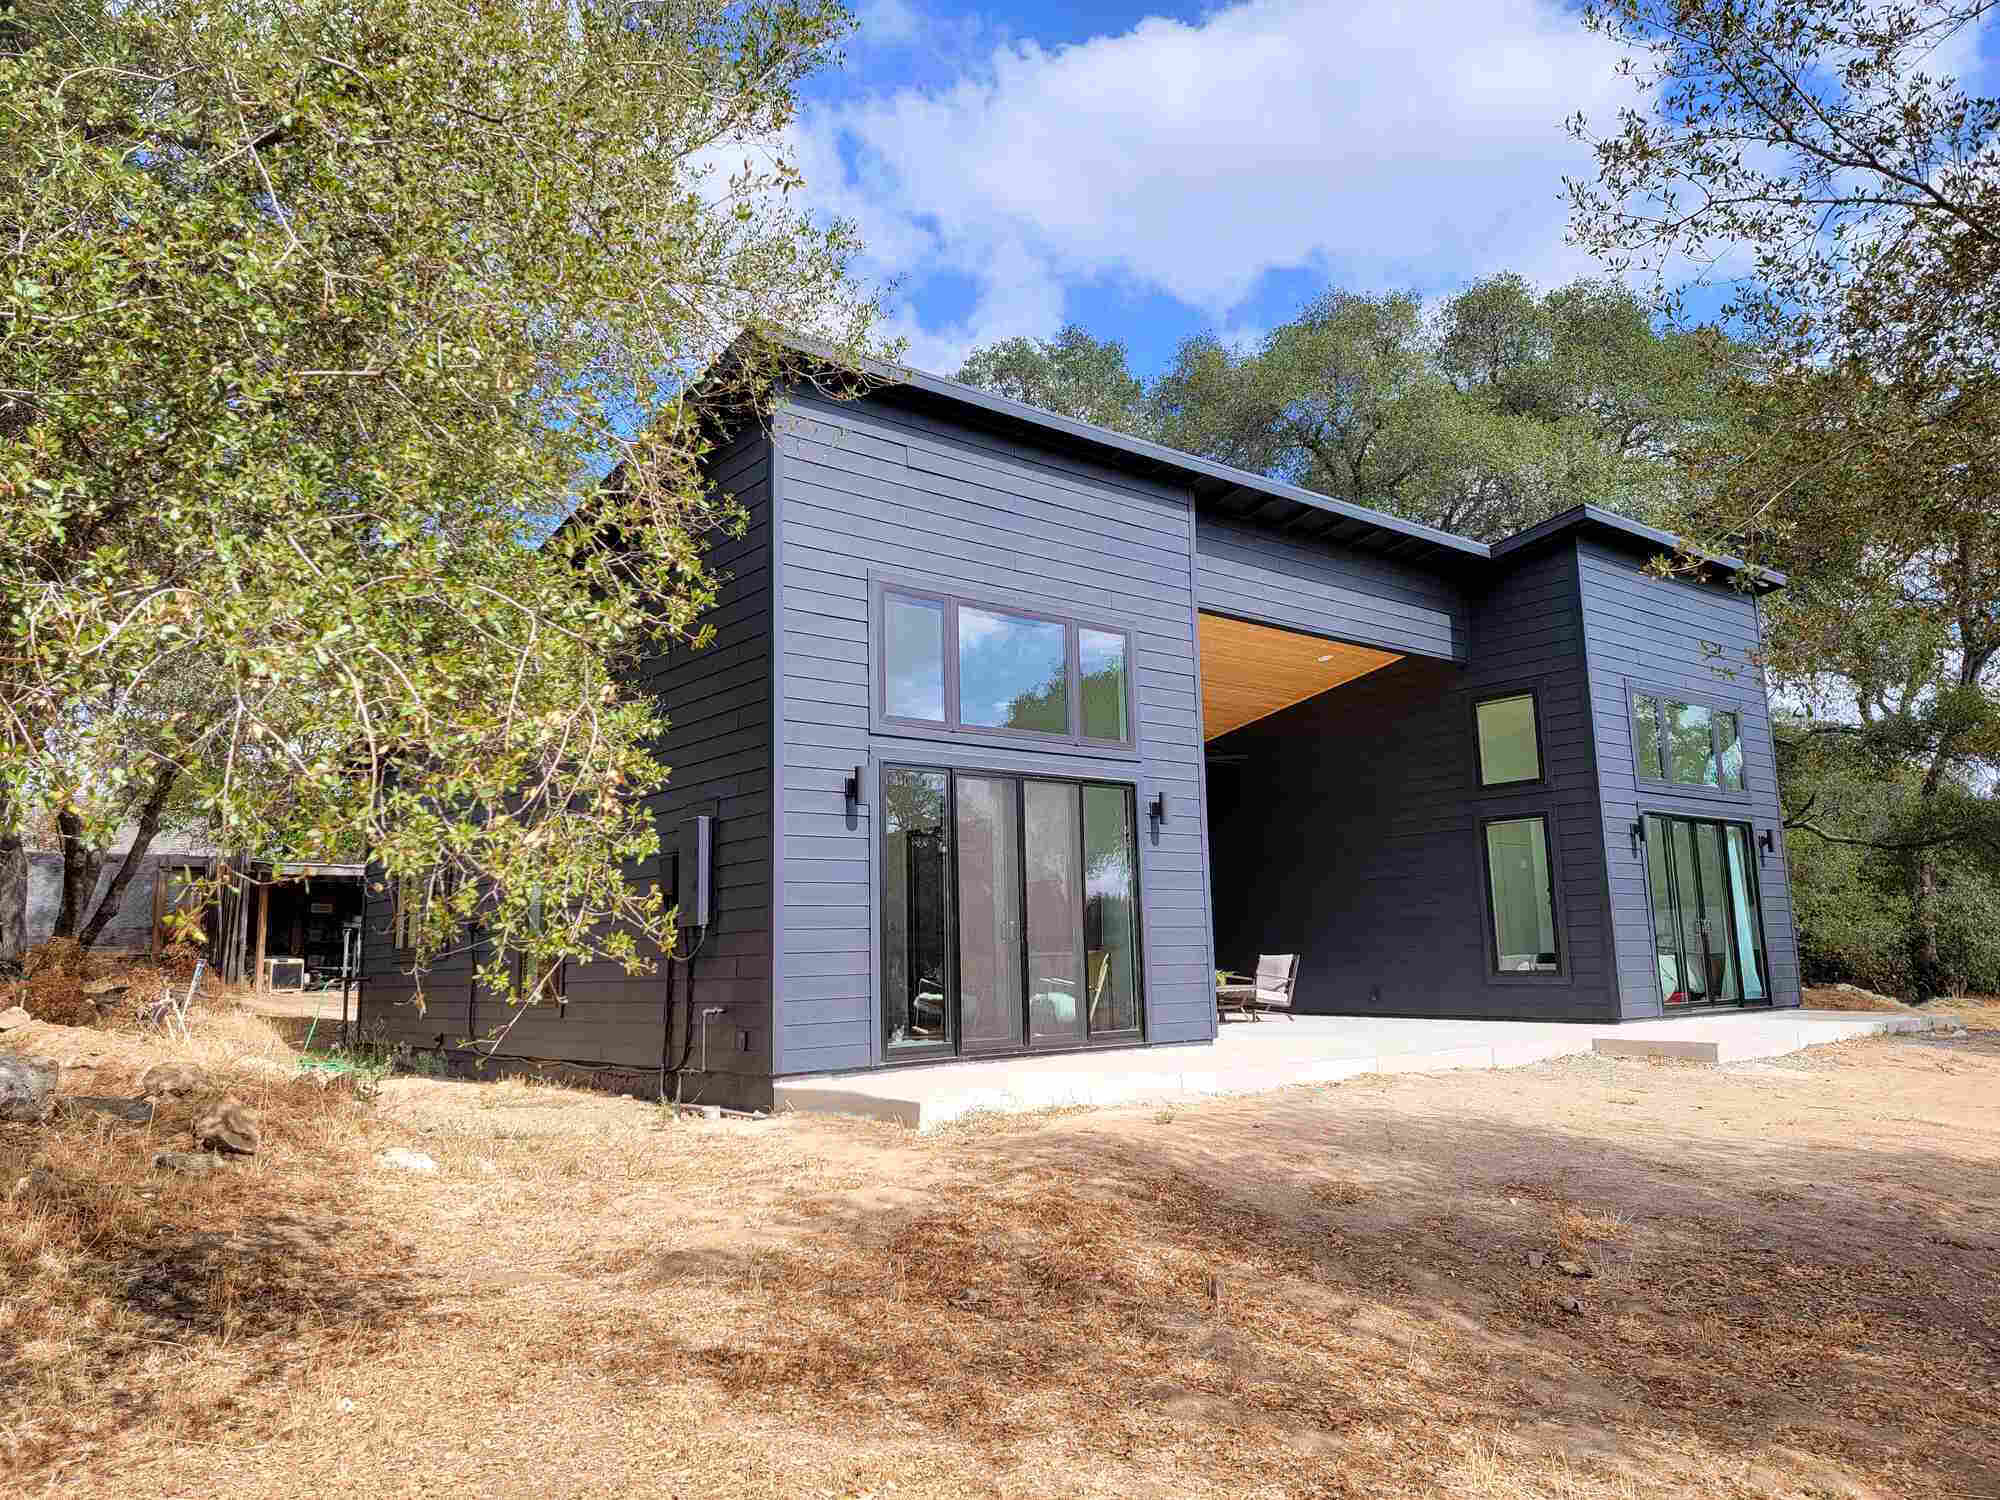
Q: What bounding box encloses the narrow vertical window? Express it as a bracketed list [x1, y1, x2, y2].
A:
[1633, 694, 1665, 780]
[1082, 785, 1142, 1034]
[882, 769, 950, 1051]
[883, 592, 947, 723]
[1024, 781, 1086, 1043]
[1079, 628, 1131, 742]
[1475, 693, 1542, 786]
[1713, 711, 1744, 790]
[1484, 817, 1559, 974]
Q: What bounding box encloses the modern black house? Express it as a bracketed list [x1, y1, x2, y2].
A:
[360, 357, 1800, 1109]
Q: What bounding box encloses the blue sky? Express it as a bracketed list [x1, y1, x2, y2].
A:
[771, 0, 1998, 380]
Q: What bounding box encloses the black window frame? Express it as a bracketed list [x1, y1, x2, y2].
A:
[1471, 686, 1547, 790]
[877, 761, 1148, 1064]
[872, 576, 1141, 759]
[1476, 810, 1568, 984]
[1628, 686, 1751, 797]
[1639, 810, 1772, 1009]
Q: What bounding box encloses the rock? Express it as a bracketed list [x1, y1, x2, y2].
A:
[0, 1004, 33, 1032]
[376, 1147, 437, 1172]
[139, 1061, 209, 1099]
[9, 1165, 59, 1203]
[0, 1056, 57, 1123]
[1524, 1250, 1547, 1269]
[153, 1150, 228, 1177]
[1554, 1259, 1592, 1279]
[1554, 1295, 1583, 1315]
[60, 1095, 155, 1124]
[192, 1096, 260, 1155]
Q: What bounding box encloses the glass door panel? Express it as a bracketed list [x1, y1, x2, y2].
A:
[1645, 815, 1687, 1005]
[1692, 822, 1741, 1000]
[1024, 780, 1086, 1044]
[1724, 826, 1768, 1000]
[1083, 785, 1142, 1035]
[883, 769, 951, 1052]
[1666, 818, 1709, 1003]
[955, 775, 1024, 1053]
[1645, 813, 1767, 1008]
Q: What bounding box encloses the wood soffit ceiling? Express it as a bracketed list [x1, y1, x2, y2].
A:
[1198, 613, 1402, 741]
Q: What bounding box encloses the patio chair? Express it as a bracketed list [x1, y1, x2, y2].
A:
[1215, 953, 1298, 1021]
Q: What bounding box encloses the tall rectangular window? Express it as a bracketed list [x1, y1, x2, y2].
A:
[1634, 694, 1664, 779]
[882, 768, 950, 1052]
[1079, 629, 1131, 742]
[1082, 785, 1142, 1035]
[1483, 816, 1559, 974]
[1475, 693, 1542, 786]
[1714, 712, 1744, 791]
[883, 592, 946, 723]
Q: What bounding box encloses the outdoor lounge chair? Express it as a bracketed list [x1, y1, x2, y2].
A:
[1215, 953, 1298, 1021]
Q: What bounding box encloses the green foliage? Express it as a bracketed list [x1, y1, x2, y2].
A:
[954, 325, 1149, 434]
[0, 0, 884, 1000]
[1569, 0, 2000, 995]
[957, 275, 1721, 541]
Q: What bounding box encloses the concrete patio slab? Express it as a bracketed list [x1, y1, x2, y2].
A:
[773, 1009, 1942, 1130]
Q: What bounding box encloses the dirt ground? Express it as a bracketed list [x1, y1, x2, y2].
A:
[5, 1002, 1998, 1499]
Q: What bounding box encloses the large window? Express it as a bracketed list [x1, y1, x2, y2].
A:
[1475, 692, 1542, 786]
[881, 766, 1143, 1058]
[1644, 814, 1768, 1007]
[1481, 816, 1560, 975]
[877, 585, 1135, 749]
[1632, 692, 1746, 791]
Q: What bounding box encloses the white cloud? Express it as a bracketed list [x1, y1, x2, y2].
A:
[798, 0, 1642, 370]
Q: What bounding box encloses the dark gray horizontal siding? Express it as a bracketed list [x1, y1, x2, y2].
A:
[1195, 514, 1469, 662]
[1207, 541, 1615, 1022]
[359, 429, 777, 1095]
[1574, 540, 1800, 1016]
[771, 391, 1215, 1074]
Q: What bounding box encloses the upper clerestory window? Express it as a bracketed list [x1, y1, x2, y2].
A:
[1633, 692, 1746, 791]
[878, 585, 1135, 749]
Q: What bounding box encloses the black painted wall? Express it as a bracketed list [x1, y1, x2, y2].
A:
[1575, 539, 1801, 1015]
[1207, 540, 1618, 1021]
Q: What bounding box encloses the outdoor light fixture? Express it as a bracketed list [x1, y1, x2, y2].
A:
[1630, 819, 1647, 844]
[1148, 792, 1167, 824]
[844, 765, 863, 810]
[1758, 829, 1775, 854]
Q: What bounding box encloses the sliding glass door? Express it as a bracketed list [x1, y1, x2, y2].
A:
[882, 766, 1143, 1059]
[1643, 813, 1769, 1008]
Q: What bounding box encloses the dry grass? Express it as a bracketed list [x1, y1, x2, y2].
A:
[1803, 983, 1914, 1013]
[3, 1015, 1998, 1498]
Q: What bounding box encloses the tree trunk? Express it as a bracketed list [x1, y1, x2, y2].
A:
[0, 822, 25, 966]
[77, 765, 179, 951]
[52, 809, 104, 941]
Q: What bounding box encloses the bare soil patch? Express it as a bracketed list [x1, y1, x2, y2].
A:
[5, 1005, 1998, 1498]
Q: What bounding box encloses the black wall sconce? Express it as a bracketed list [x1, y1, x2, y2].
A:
[1630, 818, 1647, 844]
[1148, 792, 1167, 824]
[1758, 828, 1775, 854]
[844, 765, 864, 811]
